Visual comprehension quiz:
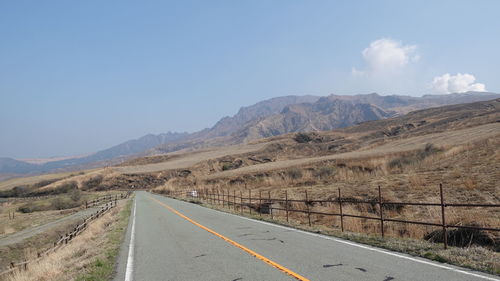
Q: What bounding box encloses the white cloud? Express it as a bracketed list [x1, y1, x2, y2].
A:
[431, 73, 486, 94]
[354, 38, 419, 76]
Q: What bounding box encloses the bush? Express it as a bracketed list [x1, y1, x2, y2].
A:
[70, 189, 82, 202]
[294, 133, 312, 143]
[82, 176, 103, 191]
[287, 168, 303, 180]
[32, 179, 60, 188]
[50, 197, 79, 210]
[18, 205, 37, 213]
[0, 185, 31, 198]
[389, 143, 442, 169]
[316, 166, 334, 179]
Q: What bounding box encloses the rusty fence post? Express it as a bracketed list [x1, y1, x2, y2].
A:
[338, 188, 344, 232]
[240, 191, 243, 215]
[221, 189, 225, 207]
[249, 190, 252, 215]
[378, 185, 384, 238]
[440, 183, 447, 249]
[269, 191, 273, 219]
[259, 190, 262, 218]
[285, 190, 289, 223]
[305, 190, 311, 227]
[225, 189, 228, 207]
[233, 190, 236, 211]
[217, 189, 220, 205]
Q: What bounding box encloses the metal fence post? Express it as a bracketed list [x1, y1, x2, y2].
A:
[240, 191, 243, 215]
[338, 188, 344, 232]
[378, 185, 385, 237]
[269, 191, 273, 219]
[285, 190, 289, 222]
[222, 189, 225, 207]
[305, 190, 311, 226]
[440, 183, 447, 249]
[259, 190, 262, 218]
[249, 190, 252, 215]
[233, 190, 236, 211]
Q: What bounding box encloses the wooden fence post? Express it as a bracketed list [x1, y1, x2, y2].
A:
[440, 183, 447, 249]
[338, 188, 344, 232]
[378, 185, 384, 238]
[285, 190, 289, 223]
[217, 189, 220, 205]
[305, 190, 311, 227]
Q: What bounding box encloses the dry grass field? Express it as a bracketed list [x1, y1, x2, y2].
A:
[0, 171, 85, 192]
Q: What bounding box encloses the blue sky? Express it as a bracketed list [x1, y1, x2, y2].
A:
[1, 0, 499, 158]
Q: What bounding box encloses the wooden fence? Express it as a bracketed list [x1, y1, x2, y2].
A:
[0, 192, 131, 278]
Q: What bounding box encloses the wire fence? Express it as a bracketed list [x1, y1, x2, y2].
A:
[162, 184, 499, 250]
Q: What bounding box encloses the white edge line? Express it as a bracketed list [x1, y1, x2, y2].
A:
[124, 199, 136, 281]
[235, 216, 500, 281]
[152, 193, 499, 281]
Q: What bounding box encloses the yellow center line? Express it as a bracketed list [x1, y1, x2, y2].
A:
[149, 196, 310, 281]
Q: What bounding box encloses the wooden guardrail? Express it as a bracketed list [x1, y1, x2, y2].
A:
[85, 192, 131, 208]
[160, 185, 499, 250]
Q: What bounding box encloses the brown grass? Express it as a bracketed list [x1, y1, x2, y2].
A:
[5, 200, 129, 281]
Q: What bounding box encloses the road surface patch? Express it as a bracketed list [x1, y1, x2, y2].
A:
[149, 196, 310, 281]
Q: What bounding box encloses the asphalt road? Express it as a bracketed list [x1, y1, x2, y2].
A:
[113, 191, 499, 281]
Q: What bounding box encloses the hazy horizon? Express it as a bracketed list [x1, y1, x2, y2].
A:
[1, 1, 499, 159]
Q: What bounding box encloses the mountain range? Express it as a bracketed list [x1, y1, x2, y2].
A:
[1, 91, 498, 176]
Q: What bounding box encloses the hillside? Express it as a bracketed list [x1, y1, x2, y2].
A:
[232, 98, 393, 141]
[153, 91, 499, 154]
[2, 92, 498, 176]
[0, 132, 188, 176]
[6, 98, 498, 197]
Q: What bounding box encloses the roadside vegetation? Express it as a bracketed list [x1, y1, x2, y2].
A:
[0, 190, 122, 237]
[5, 198, 132, 281]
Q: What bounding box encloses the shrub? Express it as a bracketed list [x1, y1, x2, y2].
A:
[294, 133, 312, 143]
[287, 168, 303, 180]
[50, 197, 79, 210]
[17, 205, 37, 213]
[82, 176, 103, 191]
[389, 143, 442, 169]
[316, 166, 334, 179]
[70, 189, 82, 202]
[32, 179, 60, 188]
[0, 185, 31, 198]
